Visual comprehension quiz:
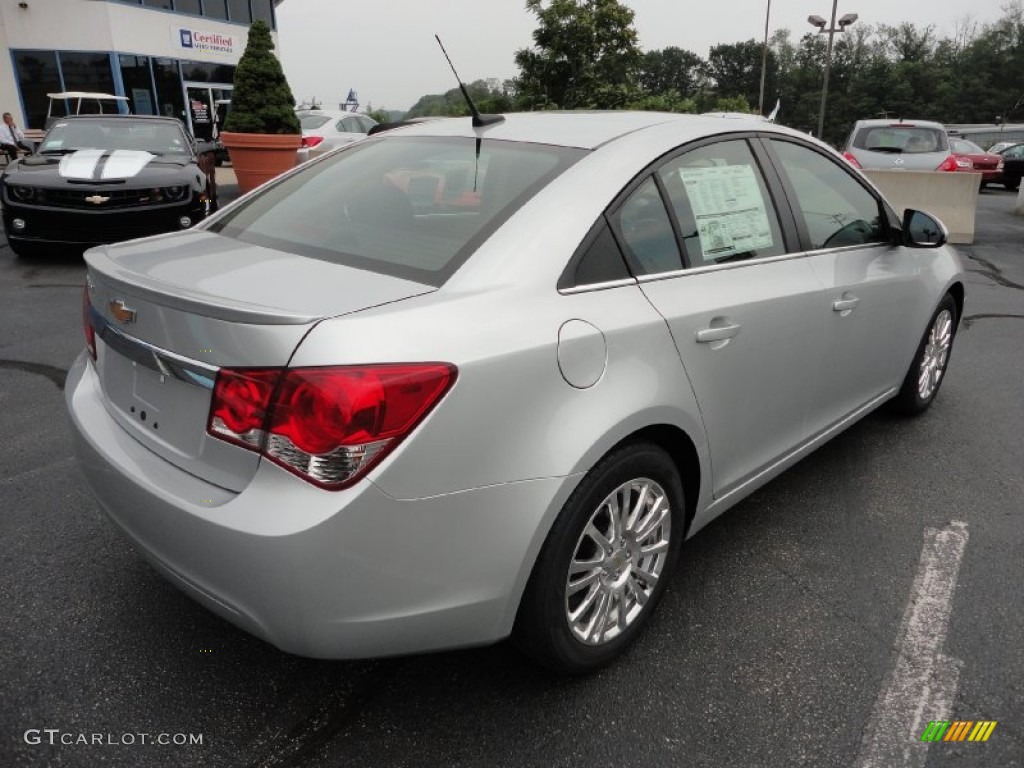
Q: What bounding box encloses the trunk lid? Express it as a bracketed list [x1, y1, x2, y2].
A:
[85, 230, 436, 492]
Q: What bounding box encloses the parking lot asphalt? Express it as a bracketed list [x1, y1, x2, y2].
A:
[0, 189, 1021, 768]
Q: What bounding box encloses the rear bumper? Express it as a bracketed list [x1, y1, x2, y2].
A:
[65, 352, 569, 658]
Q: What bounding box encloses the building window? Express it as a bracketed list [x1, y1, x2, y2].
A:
[175, 0, 201, 13]
[227, 0, 250, 23]
[251, 0, 273, 25]
[58, 52, 118, 109]
[141, 0, 173, 9]
[12, 51, 61, 129]
[119, 55, 158, 115]
[181, 60, 236, 84]
[202, 0, 228, 20]
[152, 58, 185, 120]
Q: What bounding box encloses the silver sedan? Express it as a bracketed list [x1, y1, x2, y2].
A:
[67, 112, 964, 674]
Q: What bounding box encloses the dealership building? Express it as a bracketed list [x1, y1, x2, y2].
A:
[0, 0, 283, 140]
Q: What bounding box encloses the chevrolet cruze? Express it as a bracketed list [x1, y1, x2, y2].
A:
[67, 112, 964, 674]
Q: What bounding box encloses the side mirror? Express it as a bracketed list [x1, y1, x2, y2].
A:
[901, 209, 947, 248]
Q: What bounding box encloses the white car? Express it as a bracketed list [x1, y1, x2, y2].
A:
[296, 109, 376, 163]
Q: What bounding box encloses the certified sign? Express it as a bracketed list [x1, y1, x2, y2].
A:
[170, 25, 236, 57]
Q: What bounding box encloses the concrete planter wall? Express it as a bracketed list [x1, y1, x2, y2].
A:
[220, 132, 301, 195]
[862, 170, 980, 244]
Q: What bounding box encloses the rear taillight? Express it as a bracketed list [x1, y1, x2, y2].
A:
[842, 151, 862, 169]
[936, 155, 959, 172]
[82, 287, 96, 361]
[207, 364, 456, 489]
[301, 136, 324, 148]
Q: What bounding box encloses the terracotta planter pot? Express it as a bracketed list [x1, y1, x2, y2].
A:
[220, 132, 301, 194]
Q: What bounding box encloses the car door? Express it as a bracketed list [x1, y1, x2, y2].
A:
[611, 137, 829, 497]
[762, 137, 929, 430]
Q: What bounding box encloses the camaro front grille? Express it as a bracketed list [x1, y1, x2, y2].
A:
[41, 188, 179, 210]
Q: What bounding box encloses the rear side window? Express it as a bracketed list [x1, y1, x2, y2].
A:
[770, 140, 886, 250]
[656, 139, 786, 266]
[852, 125, 948, 154]
[210, 137, 586, 285]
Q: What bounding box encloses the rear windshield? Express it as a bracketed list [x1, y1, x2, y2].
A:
[852, 125, 948, 154]
[299, 114, 332, 130]
[209, 136, 587, 285]
[950, 138, 984, 154]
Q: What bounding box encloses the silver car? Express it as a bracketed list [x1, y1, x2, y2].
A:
[843, 118, 959, 172]
[295, 109, 376, 164]
[67, 112, 965, 674]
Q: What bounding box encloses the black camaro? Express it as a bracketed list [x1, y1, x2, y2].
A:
[1, 115, 217, 257]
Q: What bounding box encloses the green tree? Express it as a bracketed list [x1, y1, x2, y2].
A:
[639, 47, 705, 99]
[706, 39, 776, 112]
[514, 0, 643, 109]
[223, 20, 300, 134]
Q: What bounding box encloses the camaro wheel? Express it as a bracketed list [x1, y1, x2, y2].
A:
[514, 442, 684, 674]
[891, 294, 957, 415]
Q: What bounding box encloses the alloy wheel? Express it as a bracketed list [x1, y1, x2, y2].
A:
[564, 478, 672, 646]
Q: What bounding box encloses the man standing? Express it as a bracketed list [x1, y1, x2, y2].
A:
[0, 112, 34, 161]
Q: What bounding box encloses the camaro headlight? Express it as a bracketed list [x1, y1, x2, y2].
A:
[8, 185, 35, 203]
[164, 185, 188, 201]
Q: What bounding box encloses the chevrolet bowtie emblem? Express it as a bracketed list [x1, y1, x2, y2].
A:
[109, 300, 137, 324]
[85, 195, 110, 205]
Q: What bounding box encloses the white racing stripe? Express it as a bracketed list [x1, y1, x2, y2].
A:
[854, 521, 969, 768]
[58, 149, 106, 180]
[101, 150, 156, 179]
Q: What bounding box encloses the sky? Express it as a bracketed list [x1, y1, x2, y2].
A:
[275, 0, 998, 112]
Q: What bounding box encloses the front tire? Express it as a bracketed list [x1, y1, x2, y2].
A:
[514, 442, 684, 674]
[891, 294, 957, 415]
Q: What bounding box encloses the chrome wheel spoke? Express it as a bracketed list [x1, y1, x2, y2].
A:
[567, 568, 602, 596]
[640, 540, 669, 557]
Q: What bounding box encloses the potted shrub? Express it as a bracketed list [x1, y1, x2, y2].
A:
[220, 19, 301, 194]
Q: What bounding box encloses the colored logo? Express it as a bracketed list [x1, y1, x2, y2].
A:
[920, 720, 997, 742]
[180, 29, 193, 48]
[109, 300, 137, 324]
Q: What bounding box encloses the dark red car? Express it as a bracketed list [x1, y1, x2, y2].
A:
[949, 137, 1003, 188]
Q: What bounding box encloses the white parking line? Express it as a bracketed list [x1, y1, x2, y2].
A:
[854, 521, 969, 768]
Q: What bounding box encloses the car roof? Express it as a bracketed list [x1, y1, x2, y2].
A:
[373, 111, 783, 150]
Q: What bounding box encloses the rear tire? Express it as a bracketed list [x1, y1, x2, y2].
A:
[890, 294, 957, 416]
[513, 442, 684, 674]
[1006, 179, 1021, 192]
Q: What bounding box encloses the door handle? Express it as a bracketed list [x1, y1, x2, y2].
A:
[832, 295, 860, 313]
[696, 323, 742, 343]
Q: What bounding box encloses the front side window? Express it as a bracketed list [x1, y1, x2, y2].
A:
[770, 139, 886, 250]
[656, 139, 786, 266]
[210, 137, 586, 285]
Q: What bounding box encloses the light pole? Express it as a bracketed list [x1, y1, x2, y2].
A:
[758, 0, 772, 116]
[808, 1, 857, 141]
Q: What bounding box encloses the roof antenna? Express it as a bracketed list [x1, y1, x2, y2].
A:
[434, 35, 505, 128]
